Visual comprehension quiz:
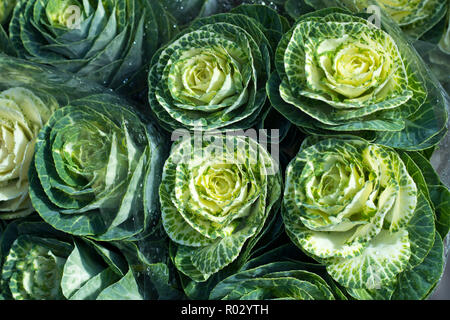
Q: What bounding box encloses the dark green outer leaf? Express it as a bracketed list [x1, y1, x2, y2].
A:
[405, 192, 436, 269]
[113, 240, 183, 300]
[96, 269, 143, 300]
[284, 0, 315, 20]
[407, 151, 450, 239]
[391, 232, 444, 300]
[159, 0, 207, 26]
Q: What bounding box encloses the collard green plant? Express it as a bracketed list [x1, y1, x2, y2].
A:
[0, 0, 16, 25]
[160, 134, 282, 282]
[28, 95, 168, 241]
[148, 5, 287, 132]
[8, 0, 176, 95]
[282, 136, 449, 299]
[0, 217, 146, 300]
[0, 87, 58, 219]
[267, 8, 448, 150]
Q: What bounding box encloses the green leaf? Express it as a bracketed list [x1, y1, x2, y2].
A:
[96, 269, 143, 300]
[284, 0, 314, 20]
[69, 268, 120, 300]
[405, 192, 436, 269]
[61, 239, 107, 299]
[326, 230, 411, 290]
[391, 232, 445, 300]
[407, 151, 450, 238]
[9, 0, 176, 94]
[346, 286, 395, 300]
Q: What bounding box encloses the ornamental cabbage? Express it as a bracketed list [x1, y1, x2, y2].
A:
[0, 217, 148, 300]
[282, 136, 449, 299]
[8, 0, 176, 94]
[148, 6, 286, 132]
[160, 134, 282, 281]
[0, 87, 58, 219]
[28, 95, 167, 241]
[267, 8, 448, 150]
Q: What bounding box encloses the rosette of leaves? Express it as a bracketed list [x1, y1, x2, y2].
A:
[148, 5, 288, 132]
[0, 217, 147, 300]
[28, 95, 167, 241]
[0, 87, 58, 219]
[8, 0, 176, 95]
[282, 136, 450, 299]
[0, 0, 16, 25]
[160, 134, 282, 282]
[267, 8, 448, 151]
[209, 244, 346, 300]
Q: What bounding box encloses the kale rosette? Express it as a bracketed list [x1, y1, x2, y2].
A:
[267, 8, 448, 150]
[29, 95, 167, 241]
[283, 136, 449, 299]
[9, 0, 175, 94]
[148, 6, 288, 132]
[160, 134, 282, 281]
